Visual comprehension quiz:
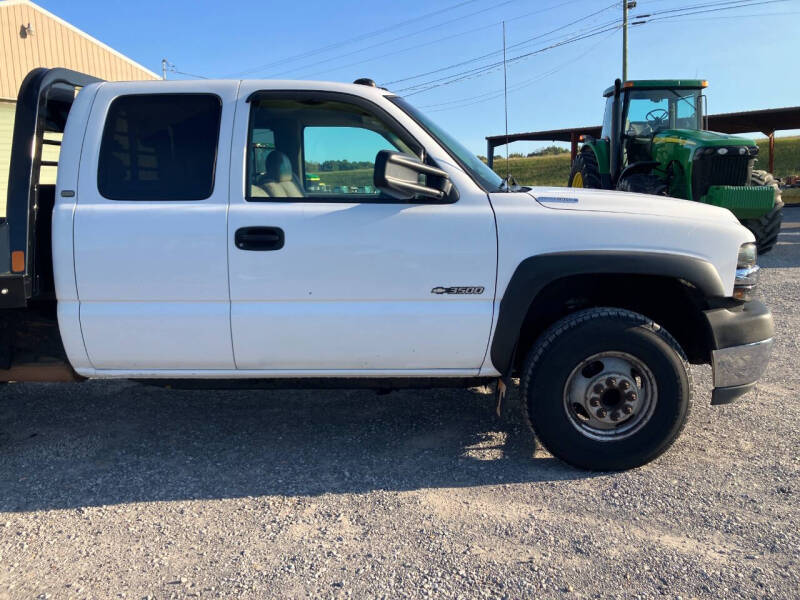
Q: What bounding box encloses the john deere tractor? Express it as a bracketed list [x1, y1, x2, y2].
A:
[568, 79, 783, 253]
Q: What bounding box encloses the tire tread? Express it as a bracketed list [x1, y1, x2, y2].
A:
[520, 307, 692, 470]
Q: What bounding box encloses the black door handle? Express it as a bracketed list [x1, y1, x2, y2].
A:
[235, 227, 285, 251]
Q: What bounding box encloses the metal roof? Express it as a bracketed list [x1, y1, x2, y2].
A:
[487, 106, 800, 147]
[602, 79, 708, 97]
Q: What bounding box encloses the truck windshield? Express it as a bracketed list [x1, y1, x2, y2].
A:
[389, 96, 505, 192]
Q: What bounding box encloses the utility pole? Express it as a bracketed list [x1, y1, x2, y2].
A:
[502, 21, 510, 183]
[622, 1, 636, 81]
[161, 58, 171, 80]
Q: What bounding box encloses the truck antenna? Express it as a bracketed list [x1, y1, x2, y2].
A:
[502, 21, 510, 186]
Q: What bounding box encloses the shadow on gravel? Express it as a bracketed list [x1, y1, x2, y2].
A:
[0, 381, 595, 512]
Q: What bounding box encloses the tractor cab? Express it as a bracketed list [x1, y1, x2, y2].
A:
[603, 80, 705, 169]
[568, 78, 783, 253]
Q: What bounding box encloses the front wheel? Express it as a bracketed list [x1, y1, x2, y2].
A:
[521, 308, 691, 471]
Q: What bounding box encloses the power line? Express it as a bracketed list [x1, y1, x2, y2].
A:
[172, 70, 209, 80]
[641, 8, 800, 22]
[632, 0, 790, 22]
[399, 22, 623, 96]
[266, 0, 526, 79]
[395, 20, 623, 96]
[634, 0, 784, 18]
[418, 28, 618, 113]
[222, 0, 490, 78]
[293, 0, 584, 80]
[161, 59, 208, 80]
[403, 0, 783, 96]
[383, 2, 620, 88]
[405, 0, 793, 109]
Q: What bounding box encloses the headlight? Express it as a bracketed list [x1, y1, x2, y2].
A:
[738, 242, 757, 269]
[734, 242, 758, 301]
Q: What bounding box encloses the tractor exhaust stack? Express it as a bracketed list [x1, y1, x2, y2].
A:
[610, 78, 622, 185]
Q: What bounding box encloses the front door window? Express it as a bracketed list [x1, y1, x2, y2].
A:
[246, 98, 415, 201]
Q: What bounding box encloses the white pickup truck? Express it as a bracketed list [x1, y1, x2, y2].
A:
[0, 68, 773, 470]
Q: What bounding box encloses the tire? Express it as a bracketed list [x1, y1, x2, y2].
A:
[742, 170, 783, 255]
[616, 173, 668, 196]
[568, 149, 602, 188]
[521, 308, 691, 471]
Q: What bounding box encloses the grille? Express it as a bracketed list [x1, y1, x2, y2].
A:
[692, 150, 755, 199]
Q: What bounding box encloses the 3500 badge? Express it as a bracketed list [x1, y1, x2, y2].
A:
[431, 286, 485, 295]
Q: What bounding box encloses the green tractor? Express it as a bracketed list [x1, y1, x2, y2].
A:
[568, 79, 783, 253]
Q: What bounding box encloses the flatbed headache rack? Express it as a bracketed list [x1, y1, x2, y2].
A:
[0, 67, 102, 310]
[0, 68, 101, 382]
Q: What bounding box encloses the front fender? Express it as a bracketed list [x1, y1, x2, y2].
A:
[582, 138, 611, 175]
[489, 251, 725, 374]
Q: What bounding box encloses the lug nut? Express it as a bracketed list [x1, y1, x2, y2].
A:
[626, 392, 637, 402]
[620, 381, 631, 391]
[593, 383, 604, 394]
[611, 410, 620, 422]
[596, 408, 607, 418]
[606, 377, 617, 387]
[589, 397, 600, 407]
[622, 405, 633, 415]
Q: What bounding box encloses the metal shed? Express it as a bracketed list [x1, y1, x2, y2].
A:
[486, 106, 800, 175]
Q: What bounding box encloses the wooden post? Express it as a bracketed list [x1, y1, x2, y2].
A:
[570, 132, 579, 162]
[768, 131, 775, 174]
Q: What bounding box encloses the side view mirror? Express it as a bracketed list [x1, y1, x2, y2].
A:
[374, 150, 453, 201]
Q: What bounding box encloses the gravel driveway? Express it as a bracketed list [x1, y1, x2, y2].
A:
[1, 210, 798, 600]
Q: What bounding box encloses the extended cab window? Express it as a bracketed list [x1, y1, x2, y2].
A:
[98, 94, 222, 200]
[247, 97, 415, 201]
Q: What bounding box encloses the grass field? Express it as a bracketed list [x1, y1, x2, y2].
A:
[489, 135, 800, 203]
[312, 167, 374, 190]
[314, 137, 800, 201]
[490, 152, 571, 187]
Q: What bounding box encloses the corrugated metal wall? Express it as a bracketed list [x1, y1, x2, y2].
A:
[0, 1, 158, 100]
[1, 0, 159, 215]
[0, 101, 15, 214]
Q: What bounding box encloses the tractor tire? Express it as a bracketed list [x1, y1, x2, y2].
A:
[742, 170, 783, 255]
[616, 173, 668, 196]
[568, 149, 602, 189]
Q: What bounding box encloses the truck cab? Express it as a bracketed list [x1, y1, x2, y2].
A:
[0, 69, 774, 471]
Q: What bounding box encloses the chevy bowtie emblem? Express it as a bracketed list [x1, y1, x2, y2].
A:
[431, 286, 485, 295]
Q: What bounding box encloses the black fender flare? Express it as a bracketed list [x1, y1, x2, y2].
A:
[489, 251, 725, 374]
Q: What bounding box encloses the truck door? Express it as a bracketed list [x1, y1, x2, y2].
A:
[73, 83, 238, 370]
[227, 87, 497, 371]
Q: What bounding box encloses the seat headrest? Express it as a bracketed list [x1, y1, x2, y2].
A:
[265, 151, 294, 183]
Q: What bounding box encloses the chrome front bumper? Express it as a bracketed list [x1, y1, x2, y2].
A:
[712, 338, 773, 387]
[705, 300, 774, 405]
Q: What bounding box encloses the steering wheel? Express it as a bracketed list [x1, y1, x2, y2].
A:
[645, 108, 669, 128]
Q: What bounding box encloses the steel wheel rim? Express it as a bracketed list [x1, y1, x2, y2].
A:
[562, 351, 658, 441]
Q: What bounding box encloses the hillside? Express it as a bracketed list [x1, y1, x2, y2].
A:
[489, 135, 800, 201]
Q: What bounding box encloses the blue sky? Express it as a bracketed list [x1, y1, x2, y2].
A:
[37, 0, 800, 156]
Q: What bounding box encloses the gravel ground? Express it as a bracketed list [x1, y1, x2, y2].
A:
[1, 211, 799, 600]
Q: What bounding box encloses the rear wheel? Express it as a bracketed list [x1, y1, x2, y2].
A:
[568, 149, 602, 188]
[742, 170, 783, 254]
[521, 308, 691, 471]
[616, 173, 668, 196]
